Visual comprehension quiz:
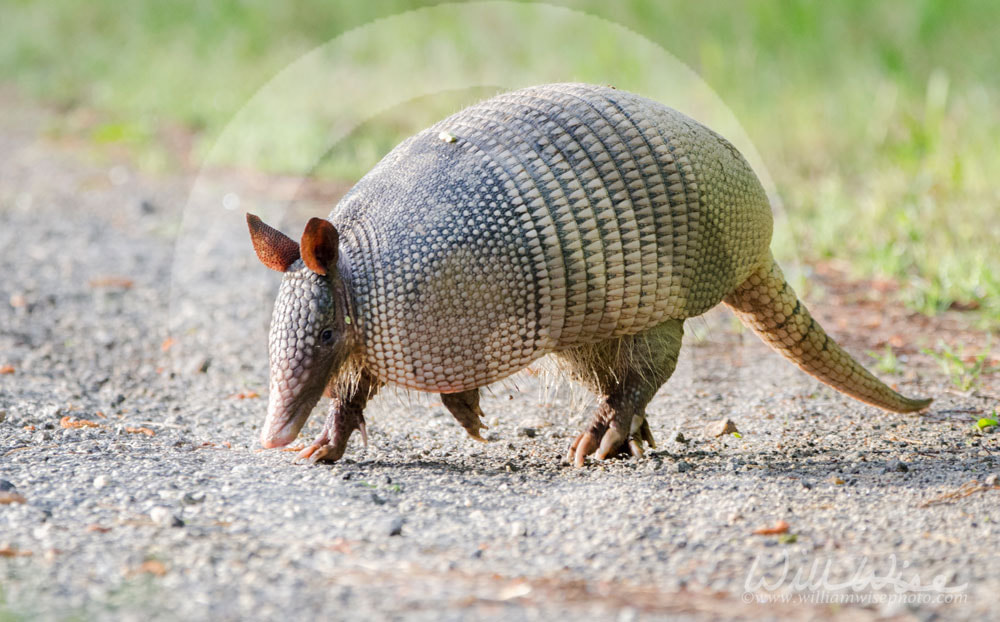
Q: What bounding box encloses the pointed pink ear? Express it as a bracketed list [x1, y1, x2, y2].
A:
[300, 218, 339, 276]
[247, 213, 300, 272]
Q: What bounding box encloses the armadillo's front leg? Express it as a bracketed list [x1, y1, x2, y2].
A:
[441, 389, 489, 442]
[569, 319, 684, 467]
[298, 372, 380, 463]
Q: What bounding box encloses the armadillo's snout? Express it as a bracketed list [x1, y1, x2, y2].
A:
[260, 412, 301, 448]
[260, 374, 317, 449]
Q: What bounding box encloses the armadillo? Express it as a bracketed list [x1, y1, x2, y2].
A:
[247, 83, 931, 466]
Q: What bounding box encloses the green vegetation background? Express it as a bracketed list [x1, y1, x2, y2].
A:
[2, 0, 997, 323]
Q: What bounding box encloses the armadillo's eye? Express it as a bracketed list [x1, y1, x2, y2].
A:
[319, 328, 335, 344]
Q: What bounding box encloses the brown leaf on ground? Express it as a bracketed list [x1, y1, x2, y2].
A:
[949, 300, 981, 312]
[0, 364, 14, 374]
[0, 491, 27, 504]
[752, 520, 790, 536]
[88, 276, 134, 289]
[125, 426, 155, 436]
[60, 416, 102, 429]
[134, 560, 167, 576]
[160, 337, 176, 352]
[0, 546, 32, 558]
[326, 538, 354, 554]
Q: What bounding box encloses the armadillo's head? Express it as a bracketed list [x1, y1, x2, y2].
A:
[246, 214, 356, 449]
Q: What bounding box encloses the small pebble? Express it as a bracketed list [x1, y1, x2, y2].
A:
[33, 430, 51, 443]
[93, 475, 109, 490]
[510, 521, 527, 538]
[181, 492, 205, 505]
[149, 506, 184, 528]
[0, 409, 6, 423]
[985, 474, 999, 487]
[386, 516, 404, 537]
[517, 427, 537, 438]
[0, 480, 16, 492]
[705, 418, 739, 438]
[884, 460, 909, 474]
[676, 461, 693, 473]
[188, 356, 211, 374]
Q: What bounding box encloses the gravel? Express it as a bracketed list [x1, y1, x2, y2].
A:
[884, 460, 910, 474]
[2, 95, 999, 621]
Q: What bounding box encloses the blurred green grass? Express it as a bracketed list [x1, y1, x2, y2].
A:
[1, 0, 997, 324]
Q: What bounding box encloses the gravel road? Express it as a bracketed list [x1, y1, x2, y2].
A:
[2, 94, 999, 621]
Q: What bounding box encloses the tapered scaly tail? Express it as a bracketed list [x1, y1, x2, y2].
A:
[724, 256, 932, 413]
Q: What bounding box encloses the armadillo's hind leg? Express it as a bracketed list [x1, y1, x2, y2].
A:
[299, 371, 381, 463]
[442, 389, 489, 442]
[564, 319, 685, 467]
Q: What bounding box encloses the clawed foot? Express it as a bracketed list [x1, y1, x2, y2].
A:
[442, 390, 490, 442]
[567, 415, 656, 467]
[297, 407, 367, 464]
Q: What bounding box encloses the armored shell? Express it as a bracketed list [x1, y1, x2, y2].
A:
[330, 83, 773, 392]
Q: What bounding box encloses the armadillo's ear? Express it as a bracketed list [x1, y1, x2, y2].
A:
[247, 213, 300, 272]
[300, 218, 339, 276]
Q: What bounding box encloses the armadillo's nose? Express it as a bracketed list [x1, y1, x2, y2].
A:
[260, 388, 311, 449]
[260, 425, 295, 449]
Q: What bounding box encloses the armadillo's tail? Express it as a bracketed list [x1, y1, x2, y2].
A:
[724, 256, 932, 413]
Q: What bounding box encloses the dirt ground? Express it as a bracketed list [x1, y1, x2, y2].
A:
[1, 93, 999, 621]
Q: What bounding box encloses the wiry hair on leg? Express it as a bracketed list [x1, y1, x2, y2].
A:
[548, 326, 684, 399]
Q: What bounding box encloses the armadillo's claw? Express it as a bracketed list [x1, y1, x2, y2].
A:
[468, 431, 488, 443]
[637, 418, 657, 449]
[569, 429, 600, 467]
[596, 425, 629, 460]
[306, 442, 344, 464]
[569, 412, 656, 467]
[298, 428, 353, 464]
[296, 445, 316, 462]
[295, 433, 327, 462]
[293, 400, 369, 465]
[295, 429, 345, 464]
[441, 389, 490, 444]
[467, 426, 489, 442]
